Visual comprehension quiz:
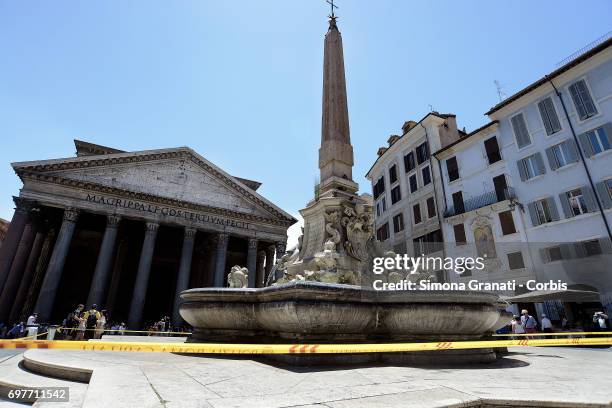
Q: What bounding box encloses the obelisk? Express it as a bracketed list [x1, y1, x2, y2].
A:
[318, 16, 357, 196]
[285, 13, 372, 278]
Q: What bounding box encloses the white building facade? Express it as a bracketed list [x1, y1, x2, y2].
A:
[485, 38, 612, 320]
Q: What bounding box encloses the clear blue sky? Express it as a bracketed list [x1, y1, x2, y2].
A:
[1, 1, 611, 236]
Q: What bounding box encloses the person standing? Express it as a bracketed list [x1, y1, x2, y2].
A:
[94, 310, 107, 339]
[541, 314, 553, 333]
[26, 312, 38, 339]
[593, 312, 609, 331]
[75, 313, 86, 341]
[511, 315, 525, 339]
[521, 309, 538, 336]
[83, 304, 101, 340]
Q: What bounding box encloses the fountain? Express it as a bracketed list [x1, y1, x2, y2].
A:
[179, 15, 508, 365]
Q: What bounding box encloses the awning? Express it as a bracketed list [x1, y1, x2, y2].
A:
[502, 289, 600, 303]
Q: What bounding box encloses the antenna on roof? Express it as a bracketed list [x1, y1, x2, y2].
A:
[494, 80, 507, 102]
[428, 104, 434, 112]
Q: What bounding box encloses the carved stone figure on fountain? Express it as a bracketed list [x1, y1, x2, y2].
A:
[227, 265, 249, 288]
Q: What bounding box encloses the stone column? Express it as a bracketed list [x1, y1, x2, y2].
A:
[172, 227, 196, 326]
[212, 233, 229, 287]
[256, 250, 266, 287]
[35, 208, 79, 323]
[9, 223, 47, 323]
[127, 222, 159, 329]
[276, 241, 287, 259]
[246, 238, 258, 288]
[204, 236, 218, 287]
[86, 215, 121, 308]
[0, 208, 40, 322]
[0, 197, 32, 291]
[264, 245, 275, 284]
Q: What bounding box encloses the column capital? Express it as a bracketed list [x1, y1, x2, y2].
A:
[248, 237, 258, 250]
[275, 241, 287, 256]
[145, 222, 159, 233]
[217, 232, 229, 248]
[185, 227, 197, 239]
[13, 197, 35, 213]
[63, 208, 80, 223]
[107, 215, 121, 228]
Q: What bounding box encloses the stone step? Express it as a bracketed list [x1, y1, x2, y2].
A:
[0, 354, 86, 408]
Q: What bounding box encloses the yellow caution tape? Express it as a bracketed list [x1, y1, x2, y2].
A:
[0, 337, 610, 354]
[14, 332, 49, 341]
[493, 331, 612, 337]
[56, 327, 192, 335]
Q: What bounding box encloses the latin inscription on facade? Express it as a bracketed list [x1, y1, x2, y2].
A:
[85, 193, 250, 230]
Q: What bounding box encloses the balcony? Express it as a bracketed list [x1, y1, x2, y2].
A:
[444, 187, 516, 218]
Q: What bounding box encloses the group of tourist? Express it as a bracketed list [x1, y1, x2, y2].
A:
[507, 309, 609, 338]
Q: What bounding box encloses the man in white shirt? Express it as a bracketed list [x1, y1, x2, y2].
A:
[593, 312, 609, 331]
[541, 314, 553, 333]
[521, 309, 538, 334]
[26, 312, 38, 339]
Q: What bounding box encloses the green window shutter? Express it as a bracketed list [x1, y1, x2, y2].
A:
[599, 237, 612, 254]
[569, 82, 588, 119]
[560, 244, 573, 260]
[582, 186, 597, 213]
[517, 159, 527, 181]
[576, 80, 597, 117]
[574, 242, 587, 258]
[546, 197, 560, 221]
[534, 153, 546, 175]
[558, 192, 573, 218]
[511, 114, 531, 148]
[602, 123, 612, 148]
[528, 202, 540, 226]
[595, 181, 612, 209]
[564, 139, 579, 163]
[546, 147, 558, 170]
[578, 132, 595, 158]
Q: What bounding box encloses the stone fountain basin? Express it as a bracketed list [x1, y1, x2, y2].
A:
[180, 281, 506, 343]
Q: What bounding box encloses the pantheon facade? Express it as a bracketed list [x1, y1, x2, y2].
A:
[0, 140, 295, 329]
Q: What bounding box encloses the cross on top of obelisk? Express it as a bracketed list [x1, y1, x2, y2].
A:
[326, 0, 338, 19]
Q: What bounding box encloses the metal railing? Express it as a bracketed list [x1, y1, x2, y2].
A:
[444, 187, 516, 218]
[556, 31, 611, 68]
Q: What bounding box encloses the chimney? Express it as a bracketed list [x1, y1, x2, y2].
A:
[387, 134, 401, 146]
[438, 115, 461, 148]
[402, 120, 417, 134]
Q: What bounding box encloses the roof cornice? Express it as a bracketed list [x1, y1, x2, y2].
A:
[12, 148, 296, 224]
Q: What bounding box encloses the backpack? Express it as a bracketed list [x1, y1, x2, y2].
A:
[86, 311, 98, 329]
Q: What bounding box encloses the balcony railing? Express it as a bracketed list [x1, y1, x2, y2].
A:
[444, 187, 516, 218]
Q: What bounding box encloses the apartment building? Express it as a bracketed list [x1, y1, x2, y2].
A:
[484, 37, 612, 319]
[433, 121, 538, 300]
[366, 112, 463, 281]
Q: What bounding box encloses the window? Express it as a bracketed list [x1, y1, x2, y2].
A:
[404, 152, 415, 172]
[498, 210, 516, 235]
[493, 174, 508, 202]
[453, 224, 467, 245]
[579, 125, 612, 157]
[446, 157, 459, 182]
[529, 198, 559, 226]
[391, 185, 402, 204]
[413, 229, 443, 255]
[422, 165, 431, 186]
[389, 165, 398, 184]
[567, 189, 587, 216]
[413, 203, 422, 224]
[597, 179, 612, 209]
[569, 79, 598, 120]
[426, 197, 436, 218]
[484, 137, 502, 164]
[546, 246, 563, 262]
[452, 191, 464, 214]
[376, 196, 387, 217]
[373, 176, 385, 199]
[393, 213, 404, 233]
[409, 174, 418, 193]
[416, 142, 429, 164]
[517, 153, 545, 181]
[581, 239, 602, 257]
[507, 252, 525, 270]
[376, 223, 390, 241]
[546, 140, 578, 170]
[538, 97, 562, 135]
[511, 113, 531, 148]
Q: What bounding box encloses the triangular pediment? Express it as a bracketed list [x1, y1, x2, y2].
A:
[12, 147, 295, 224]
